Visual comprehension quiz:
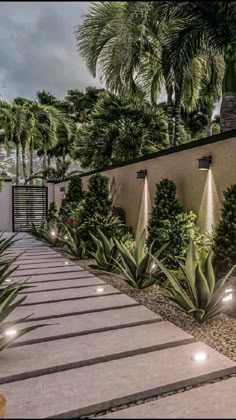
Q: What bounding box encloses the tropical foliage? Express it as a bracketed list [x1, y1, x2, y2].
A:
[113, 230, 166, 289]
[89, 228, 120, 272]
[155, 239, 235, 322]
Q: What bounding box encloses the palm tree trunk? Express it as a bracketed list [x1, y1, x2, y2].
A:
[29, 138, 34, 185]
[174, 94, 182, 146]
[47, 155, 51, 168]
[16, 142, 20, 185]
[167, 90, 174, 146]
[43, 150, 47, 186]
[22, 146, 27, 184]
[220, 92, 236, 132]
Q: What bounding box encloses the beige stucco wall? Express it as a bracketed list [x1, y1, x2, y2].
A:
[0, 180, 12, 231]
[54, 136, 236, 236]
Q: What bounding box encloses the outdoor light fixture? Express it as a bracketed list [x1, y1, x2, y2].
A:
[222, 293, 233, 302]
[198, 156, 212, 170]
[136, 169, 147, 179]
[64, 235, 68, 240]
[191, 352, 208, 362]
[5, 278, 11, 283]
[51, 231, 56, 237]
[64, 261, 69, 265]
[225, 288, 233, 293]
[4, 329, 17, 337]
[96, 287, 104, 293]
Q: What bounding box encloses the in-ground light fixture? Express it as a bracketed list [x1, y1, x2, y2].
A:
[191, 352, 208, 362]
[198, 156, 212, 171]
[136, 169, 147, 179]
[96, 287, 104, 293]
[4, 329, 17, 337]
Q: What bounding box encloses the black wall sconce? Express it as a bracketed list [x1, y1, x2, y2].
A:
[198, 156, 212, 171]
[136, 169, 147, 179]
[60, 186, 65, 192]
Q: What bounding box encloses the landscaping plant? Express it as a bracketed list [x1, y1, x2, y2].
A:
[155, 239, 235, 322]
[147, 178, 202, 267]
[59, 175, 84, 222]
[213, 184, 236, 274]
[89, 228, 120, 272]
[58, 224, 86, 258]
[47, 201, 60, 224]
[114, 230, 166, 289]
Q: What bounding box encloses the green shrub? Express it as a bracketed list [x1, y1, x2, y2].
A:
[60, 175, 84, 221]
[47, 202, 60, 224]
[58, 224, 86, 258]
[213, 184, 236, 274]
[90, 228, 120, 272]
[155, 239, 235, 322]
[147, 178, 202, 267]
[114, 230, 166, 289]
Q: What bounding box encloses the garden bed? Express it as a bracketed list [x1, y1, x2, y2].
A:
[77, 258, 236, 362]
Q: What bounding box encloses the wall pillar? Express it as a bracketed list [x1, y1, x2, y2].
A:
[0, 179, 13, 231]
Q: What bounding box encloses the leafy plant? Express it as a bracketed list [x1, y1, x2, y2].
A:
[0, 232, 18, 256]
[60, 175, 84, 221]
[47, 202, 60, 224]
[114, 230, 166, 289]
[213, 184, 236, 274]
[89, 228, 120, 272]
[155, 239, 235, 322]
[147, 179, 202, 267]
[58, 225, 86, 258]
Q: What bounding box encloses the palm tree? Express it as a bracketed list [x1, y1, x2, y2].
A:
[76, 1, 222, 145]
[159, 1, 236, 132]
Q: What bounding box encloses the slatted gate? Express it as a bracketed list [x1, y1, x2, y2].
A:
[12, 186, 48, 232]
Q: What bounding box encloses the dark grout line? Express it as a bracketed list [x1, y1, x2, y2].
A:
[11, 269, 85, 277]
[20, 292, 121, 306]
[17, 303, 140, 322]
[2, 338, 194, 385]
[11, 319, 163, 347]
[16, 275, 96, 284]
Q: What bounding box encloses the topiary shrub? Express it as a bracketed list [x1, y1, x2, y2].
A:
[147, 178, 202, 267]
[59, 175, 84, 221]
[47, 201, 60, 224]
[213, 184, 236, 274]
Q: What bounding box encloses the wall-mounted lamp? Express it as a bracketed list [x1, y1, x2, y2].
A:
[60, 186, 65, 192]
[136, 170, 147, 179]
[198, 156, 212, 171]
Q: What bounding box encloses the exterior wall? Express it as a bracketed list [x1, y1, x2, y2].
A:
[53, 136, 236, 235]
[54, 181, 69, 207]
[0, 180, 12, 231]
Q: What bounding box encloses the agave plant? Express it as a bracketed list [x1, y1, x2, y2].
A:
[0, 232, 18, 256]
[89, 228, 120, 272]
[114, 230, 166, 289]
[58, 225, 86, 258]
[155, 239, 235, 322]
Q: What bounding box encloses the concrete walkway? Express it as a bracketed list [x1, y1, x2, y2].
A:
[0, 233, 235, 418]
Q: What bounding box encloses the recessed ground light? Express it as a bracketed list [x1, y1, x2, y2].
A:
[191, 352, 208, 362]
[5, 278, 11, 283]
[64, 261, 69, 265]
[225, 288, 233, 293]
[222, 293, 233, 302]
[51, 231, 56, 237]
[152, 263, 157, 269]
[4, 329, 17, 337]
[96, 287, 104, 293]
[64, 235, 68, 240]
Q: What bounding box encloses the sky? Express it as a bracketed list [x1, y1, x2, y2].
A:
[0, 1, 102, 101]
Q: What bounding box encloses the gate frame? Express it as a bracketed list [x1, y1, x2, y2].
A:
[12, 185, 48, 232]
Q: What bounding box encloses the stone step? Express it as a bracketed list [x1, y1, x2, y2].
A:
[101, 377, 236, 419]
[20, 284, 120, 305]
[0, 322, 193, 384]
[15, 306, 161, 346]
[9, 270, 94, 283]
[9, 294, 139, 321]
[19, 277, 104, 293]
[1, 342, 235, 419]
[11, 265, 83, 277]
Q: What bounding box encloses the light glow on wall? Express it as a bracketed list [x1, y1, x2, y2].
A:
[136, 177, 151, 240]
[198, 168, 220, 236]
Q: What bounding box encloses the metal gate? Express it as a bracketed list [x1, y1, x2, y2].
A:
[12, 186, 48, 232]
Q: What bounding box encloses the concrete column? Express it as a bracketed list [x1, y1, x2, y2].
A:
[0, 179, 13, 231]
[46, 182, 55, 209]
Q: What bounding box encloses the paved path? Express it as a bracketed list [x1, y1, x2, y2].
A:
[0, 233, 235, 418]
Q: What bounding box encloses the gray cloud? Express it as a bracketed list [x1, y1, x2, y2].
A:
[0, 1, 102, 101]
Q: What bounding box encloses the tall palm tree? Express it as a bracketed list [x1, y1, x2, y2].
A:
[159, 1, 236, 132]
[76, 1, 223, 146]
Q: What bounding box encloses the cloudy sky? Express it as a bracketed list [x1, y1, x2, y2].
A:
[0, 1, 102, 101]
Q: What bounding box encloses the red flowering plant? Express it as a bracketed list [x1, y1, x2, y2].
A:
[67, 217, 75, 226]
